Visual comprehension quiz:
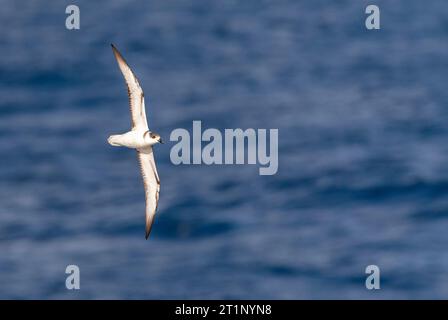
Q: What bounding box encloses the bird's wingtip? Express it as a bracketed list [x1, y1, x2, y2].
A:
[145, 219, 154, 240]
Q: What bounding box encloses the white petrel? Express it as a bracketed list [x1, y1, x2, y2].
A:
[107, 44, 162, 239]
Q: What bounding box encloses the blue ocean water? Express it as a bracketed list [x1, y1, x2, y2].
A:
[1, 0, 448, 299]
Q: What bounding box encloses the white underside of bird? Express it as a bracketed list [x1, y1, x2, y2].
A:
[108, 44, 162, 239]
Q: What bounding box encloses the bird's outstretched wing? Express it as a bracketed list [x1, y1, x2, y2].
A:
[111, 44, 149, 131]
[137, 147, 160, 239]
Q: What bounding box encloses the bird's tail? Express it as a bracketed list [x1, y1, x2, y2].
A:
[107, 135, 122, 146]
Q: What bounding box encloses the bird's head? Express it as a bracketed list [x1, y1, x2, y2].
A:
[145, 131, 163, 145]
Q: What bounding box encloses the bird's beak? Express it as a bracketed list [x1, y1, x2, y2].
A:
[159, 138, 164, 144]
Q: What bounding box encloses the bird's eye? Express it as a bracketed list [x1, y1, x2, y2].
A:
[151, 135, 156, 139]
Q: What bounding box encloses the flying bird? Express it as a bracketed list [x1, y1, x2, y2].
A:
[108, 44, 162, 239]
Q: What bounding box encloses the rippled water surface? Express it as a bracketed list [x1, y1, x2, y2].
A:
[1, 0, 448, 299]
